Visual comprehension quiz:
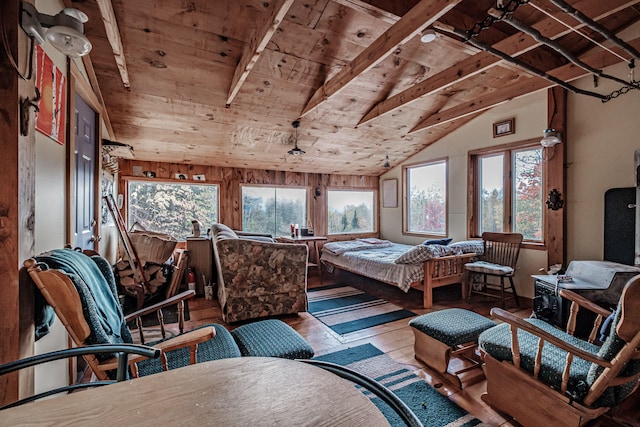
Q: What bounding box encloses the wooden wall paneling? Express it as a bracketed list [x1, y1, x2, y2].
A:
[0, 0, 36, 405]
[220, 166, 234, 227]
[317, 174, 330, 237]
[118, 160, 378, 238]
[467, 155, 478, 238]
[546, 87, 567, 268]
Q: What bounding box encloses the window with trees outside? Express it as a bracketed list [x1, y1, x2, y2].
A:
[405, 159, 447, 235]
[242, 186, 307, 237]
[128, 180, 219, 241]
[327, 189, 375, 235]
[471, 143, 544, 242]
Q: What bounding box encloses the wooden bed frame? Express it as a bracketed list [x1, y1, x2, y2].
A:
[323, 252, 476, 308]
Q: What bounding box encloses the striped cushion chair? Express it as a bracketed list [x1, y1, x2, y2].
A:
[478, 275, 640, 427]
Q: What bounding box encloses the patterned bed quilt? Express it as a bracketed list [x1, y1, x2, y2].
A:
[321, 243, 421, 292]
[322, 238, 394, 255]
[320, 240, 483, 292]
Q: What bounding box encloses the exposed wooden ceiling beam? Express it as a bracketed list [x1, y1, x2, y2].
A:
[226, 0, 294, 107]
[330, 0, 401, 25]
[408, 36, 640, 133]
[95, 0, 130, 89]
[299, 0, 462, 118]
[357, 0, 639, 127]
[333, 0, 480, 55]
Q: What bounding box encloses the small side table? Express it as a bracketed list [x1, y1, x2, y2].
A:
[277, 235, 327, 281]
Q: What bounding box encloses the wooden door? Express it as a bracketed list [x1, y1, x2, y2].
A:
[74, 94, 96, 250]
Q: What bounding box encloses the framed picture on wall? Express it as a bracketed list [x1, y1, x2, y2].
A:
[383, 179, 398, 208]
[493, 118, 515, 138]
[35, 45, 67, 145]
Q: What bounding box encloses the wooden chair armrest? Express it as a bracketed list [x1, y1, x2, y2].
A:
[100, 352, 160, 371]
[150, 326, 216, 353]
[559, 289, 612, 318]
[124, 290, 195, 322]
[100, 327, 215, 373]
[490, 308, 611, 367]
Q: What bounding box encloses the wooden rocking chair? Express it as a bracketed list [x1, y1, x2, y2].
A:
[24, 248, 218, 380]
[478, 274, 640, 427]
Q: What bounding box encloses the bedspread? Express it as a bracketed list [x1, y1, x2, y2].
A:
[323, 238, 393, 255]
[321, 243, 421, 292]
[321, 240, 483, 294]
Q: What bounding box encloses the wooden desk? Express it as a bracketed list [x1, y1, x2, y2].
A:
[277, 236, 328, 281]
[0, 357, 389, 426]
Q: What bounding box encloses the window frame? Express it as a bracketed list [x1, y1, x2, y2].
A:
[468, 138, 546, 249]
[402, 157, 449, 238]
[326, 187, 378, 236]
[125, 177, 220, 240]
[240, 184, 309, 237]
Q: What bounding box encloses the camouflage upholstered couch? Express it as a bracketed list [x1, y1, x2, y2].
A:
[211, 223, 309, 323]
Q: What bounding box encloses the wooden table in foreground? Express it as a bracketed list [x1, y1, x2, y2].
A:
[0, 357, 389, 426]
[277, 235, 328, 281]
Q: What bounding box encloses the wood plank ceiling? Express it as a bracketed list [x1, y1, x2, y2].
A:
[70, 0, 640, 175]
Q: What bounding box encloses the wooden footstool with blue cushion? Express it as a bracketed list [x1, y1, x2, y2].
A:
[231, 319, 315, 359]
[409, 308, 496, 387]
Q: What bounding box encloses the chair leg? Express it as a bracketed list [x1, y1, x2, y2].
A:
[499, 277, 506, 309]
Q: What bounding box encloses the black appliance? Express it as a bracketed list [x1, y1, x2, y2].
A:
[533, 260, 640, 339]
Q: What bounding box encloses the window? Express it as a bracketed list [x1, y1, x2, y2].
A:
[128, 180, 219, 240]
[241, 186, 307, 237]
[404, 159, 447, 235]
[471, 143, 544, 242]
[327, 189, 376, 235]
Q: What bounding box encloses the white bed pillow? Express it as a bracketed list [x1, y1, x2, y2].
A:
[394, 244, 462, 264]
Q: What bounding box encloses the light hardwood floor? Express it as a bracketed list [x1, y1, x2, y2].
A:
[171, 269, 639, 427]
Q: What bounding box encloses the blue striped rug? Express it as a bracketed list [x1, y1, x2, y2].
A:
[308, 285, 416, 336]
[314, 344, 488, 427]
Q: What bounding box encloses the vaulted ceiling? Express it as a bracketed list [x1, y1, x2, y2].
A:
[71, 0, 640, 175]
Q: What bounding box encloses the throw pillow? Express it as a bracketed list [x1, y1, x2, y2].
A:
[394, 244, 462, 264]
[448, 240, 484, 255]
[211, 223, 238, 240]
[422, 238, 453, 246]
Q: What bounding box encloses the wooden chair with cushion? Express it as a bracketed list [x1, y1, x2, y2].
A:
[465, 232, 523, 308]
[24, 248, 238, 379]
[24, 248, 314, 380]
[478, 275, 640, 427]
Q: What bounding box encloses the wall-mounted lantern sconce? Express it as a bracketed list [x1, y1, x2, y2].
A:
[4, 2, 92, 80]
[546, 189, 564, 210]
[540, 128, 562, 147]
[21, 1, 92, 58]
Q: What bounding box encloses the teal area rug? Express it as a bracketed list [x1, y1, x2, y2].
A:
[308, 285, 416, 336]
[314, 343, 488, 427]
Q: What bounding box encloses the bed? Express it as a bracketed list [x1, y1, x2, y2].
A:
[320, 239, 482, 308]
